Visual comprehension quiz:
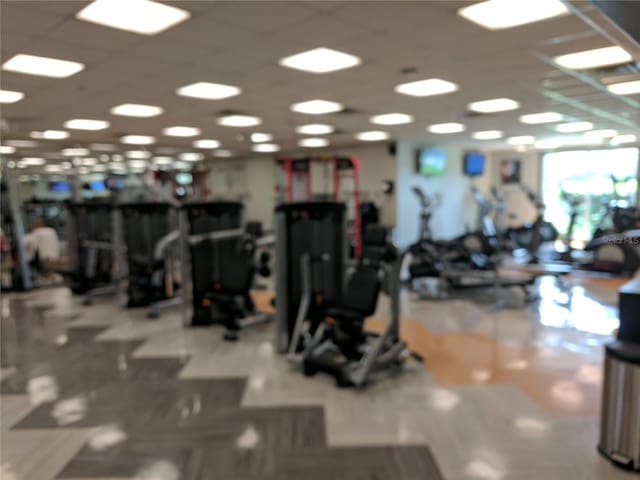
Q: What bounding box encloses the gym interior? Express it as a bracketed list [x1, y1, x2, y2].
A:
[1, 1, 640, 479]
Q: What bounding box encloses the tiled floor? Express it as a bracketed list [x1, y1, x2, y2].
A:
[0, 276, 636, 480]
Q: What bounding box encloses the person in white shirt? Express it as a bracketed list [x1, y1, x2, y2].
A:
[24, 217, 60, 263]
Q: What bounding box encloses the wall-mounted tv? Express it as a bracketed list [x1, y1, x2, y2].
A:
[175, 172, 193, 185]
[88, 179, 106, 191]
[48, 180, 71, 192]
[415, 147, 446, 176]
[464, 151, 485, 176]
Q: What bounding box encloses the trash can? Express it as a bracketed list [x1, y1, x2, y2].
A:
[598, 340, 640, 471]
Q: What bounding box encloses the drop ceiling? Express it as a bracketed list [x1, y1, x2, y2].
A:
[0, 0, 639, 162]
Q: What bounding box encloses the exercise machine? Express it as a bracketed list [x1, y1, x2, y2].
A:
[0, 177, 32, 292]
[274, 201, 416, 387]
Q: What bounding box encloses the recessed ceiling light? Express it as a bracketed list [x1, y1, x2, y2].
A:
[6, 140, 38, 148]
[80, 158, 98, 166]
[90, 143, 117, 151]
[584, 129, 618, 139]
[162, 126, 201, 137]
[298, 138, 329, 148]
[214, 149, 233, 157]
[121, 135, 155, 145]
[65, 119, 110, 130]
[468, 97, 519, 113]
[110, 103, 163, 117]
[153, 156, 172, 165]
[554, 46, 632, 70]
[21, 157, 46, 166]
[127, 159, 148, 169]
[45, 164, 63, 172]
[428, 122, 466, 134]
[2, 54, 84, 78]
[355, 131, 390, 141]
[507, 135, 535, 145]
[394, 78, 458, 97]
[76, 0, 190, 35]
[0, 89, 24, 103]
[611, 134, 637, 145]
[535, 138, 563, 149]
[193, 139, 220, 149]
[62, 148, 90, 156]
[180, 152, 204, 161]
[291, 99, 343, 115]
[279, 47, 361, 74]
[555, 121, 593, 133]
[607, 79, 640, 96]
[30, 130, 69, 140]
[176, 82, 241, 100]
[519, 112, 563, 124]
[173, 161, 191, 170]
[250, 133, 273, 143]
[217, 115, 262, 127]
[0, 145, 16, 154]
[370, 113, 414, 125]
[126, 150, 152, 159]
[252, 143, 280, 153]
[472, 130, 503, 140]
[295, 124, 335, 135]
[457, 0, 569, 30]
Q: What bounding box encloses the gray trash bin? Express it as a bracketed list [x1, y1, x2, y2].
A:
[598, 340, 640, 471]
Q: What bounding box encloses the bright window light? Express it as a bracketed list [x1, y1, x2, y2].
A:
[428, 122, 465, 134]
[298, 138, 329, 148]
[176, 82, 241, 100]
[62, 148, 90, 156]
[126, 150, 152, 159]
[554, 46, 632, 70]
[121, 135, 155, 145]
[607, 79, 640, 95]
[355, 131, 390, 141]
[162, 126, 201, 137]
[611, 134, 637, 145]
[2, 54, 84, 78]
[584, 129, 617, 139]
[457, 0, 569, 30]
[295, 124, 335, 135]
[291, 99, 343, 115]
[0, 145, 16, 154]
[279, 47, 361, 74]
[217, 115, 262, 127]
[30, 130, 69, 140]
[468, 97, 519, 113]
[180, 152, 204, 161]
[519, 112, 563, 124]
[370, 113, 414, 125]
[193, 139, 220, 149]
[507, 135, 535, 145]
[0, 89, 24, 103]
[76, 0, 190, 35]
[110, 103, 163, 117]
[472, 130, 503, 140]
[555, 121, 593, 133]
[21, 157, 45, 166]
[214, 149, 233, 157]
[250, 133, 273, 143]
[394, 78, 458, 97]
[252, 143, 280, 153]
[65, 119, 110, 130]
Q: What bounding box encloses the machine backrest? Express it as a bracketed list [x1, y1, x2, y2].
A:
[340, 265, 381, 316]
[215, 236, 255, 294]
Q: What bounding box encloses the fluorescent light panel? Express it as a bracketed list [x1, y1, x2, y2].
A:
[394, 78, 458, 97]
[0, 146, 16, 154]
[163, 126, 201, 137]
[298, 138, 329, 148]
[428, 122, 465, 134]
[554, 46, 632, 70]
[153, 156, 172, 165]
[65, 119, 110, 130]
[21, 157, 45, 166]
[295, 124, 334, 135]
[121, 135, 155, 145]
[250, 133, 273, 143]
[355, 131, 389, 141]
[457, 0, 569, 30]
[214, 150, 233, 157]
[507, 135, 535, 145]
[584, 129, 617, 139]
[111, 103, 163, 117]
[370, 113, 414, 125]
[217, 115, 261, 127]
[291, 99, 343, 115]
[611, 134, 637, 145]
[469, 97, 519, 113]
[176, 82, 241, 100]
[193, 139, 220, 149]
[2, 54, 84, 78]
[279, 47, 361, 74]
[555, 121, 593, 133]
[519, 112, 563, 124]
[126, 150, 152, 159]
[62, 148, 90, 156]
[76, 0, 190, 35]
[0, 89, 24, 103]
[607, 79, 640, 95]
[30, 130, 69, 140]
[472, 130, 503, 140]
[6, 140, 38, 148]
[179, 152, 204, 161]
[252, 143, 280, 153]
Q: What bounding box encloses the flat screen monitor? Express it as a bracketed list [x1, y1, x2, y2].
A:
[464, 151, 485, 176]
[415, 147, 446, 176]
[48, 180, 71, 192]
[89, 179, 106, 191]
[105, 175, 126, 191]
